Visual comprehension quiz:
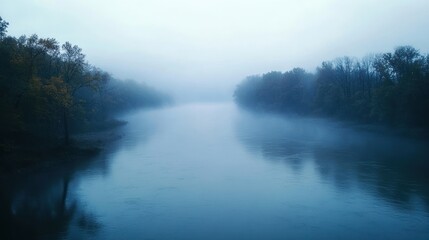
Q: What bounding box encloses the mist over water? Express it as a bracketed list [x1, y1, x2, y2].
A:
[2, 0, 429, 239]
[2, 103, 429, 240]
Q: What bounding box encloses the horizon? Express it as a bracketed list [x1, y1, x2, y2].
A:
[2, 0, 429, 101]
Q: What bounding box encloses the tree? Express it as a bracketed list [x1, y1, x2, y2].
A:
[57, 43, 106, 144]
[0, 17, 8, 39]
[0, 16, 168, 152]
[234, 46, 429, 129]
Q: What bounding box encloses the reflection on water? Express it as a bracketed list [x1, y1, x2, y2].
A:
[0, 157, 104, 239]
[235, 111, 429, 213]
[1, 103, 429, 240]
[0, 116, 157, 240]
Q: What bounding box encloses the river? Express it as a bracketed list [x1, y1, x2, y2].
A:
[2, 102, 429, 240]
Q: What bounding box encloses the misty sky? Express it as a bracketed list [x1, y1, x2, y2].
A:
[2, 0, 429, 101]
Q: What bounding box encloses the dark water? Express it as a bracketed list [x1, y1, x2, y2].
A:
[2, 103, 429, 240]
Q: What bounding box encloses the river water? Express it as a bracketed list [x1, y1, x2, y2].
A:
[2, 103, 429, 239]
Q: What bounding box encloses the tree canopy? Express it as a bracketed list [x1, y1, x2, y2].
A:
[234, 46, 429, 129]
[0, 17, 169, 148]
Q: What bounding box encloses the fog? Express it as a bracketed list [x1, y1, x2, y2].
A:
[2, 0, 429, 101]
[2, 2, 429, 238]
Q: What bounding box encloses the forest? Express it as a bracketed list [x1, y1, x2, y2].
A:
[0, 17, 169, 154]
[234, 46, 429, 130]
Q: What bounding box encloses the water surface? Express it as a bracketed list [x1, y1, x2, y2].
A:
[2, 103, 429, 239]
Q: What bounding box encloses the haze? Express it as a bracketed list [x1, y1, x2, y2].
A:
[2, 0, 429, 101]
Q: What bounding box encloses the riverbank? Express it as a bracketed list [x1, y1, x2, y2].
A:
[237, 104, 429, 141]
[0, 120, 126, 176]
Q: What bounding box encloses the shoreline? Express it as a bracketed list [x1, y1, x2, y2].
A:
[237, 103, 429, 141]
[0, 121, 126, 177]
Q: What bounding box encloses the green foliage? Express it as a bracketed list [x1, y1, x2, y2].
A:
[0, 17, 168, 147]
[234, 68, 314, 113]
[234, 46, 429, 129]
[0, 17, 8, 38]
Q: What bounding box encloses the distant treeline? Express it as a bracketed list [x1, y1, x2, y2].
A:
[234, 46, 429, 129]
[0, 17, 169, 147]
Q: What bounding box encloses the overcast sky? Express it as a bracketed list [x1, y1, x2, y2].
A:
[2, 0, 429, 101]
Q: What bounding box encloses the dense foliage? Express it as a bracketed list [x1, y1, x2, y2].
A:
[234, 46, 429, 128]
[0, 17, 168, 147]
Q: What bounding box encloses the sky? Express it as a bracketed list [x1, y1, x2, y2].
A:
[2, 0, 429, 101]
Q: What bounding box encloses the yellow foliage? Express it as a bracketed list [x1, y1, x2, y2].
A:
[42, 77, 73, 108]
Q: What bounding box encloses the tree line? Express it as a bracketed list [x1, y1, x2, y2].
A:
[234, 46, 429, 129]
[0, 17, 169, 149]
